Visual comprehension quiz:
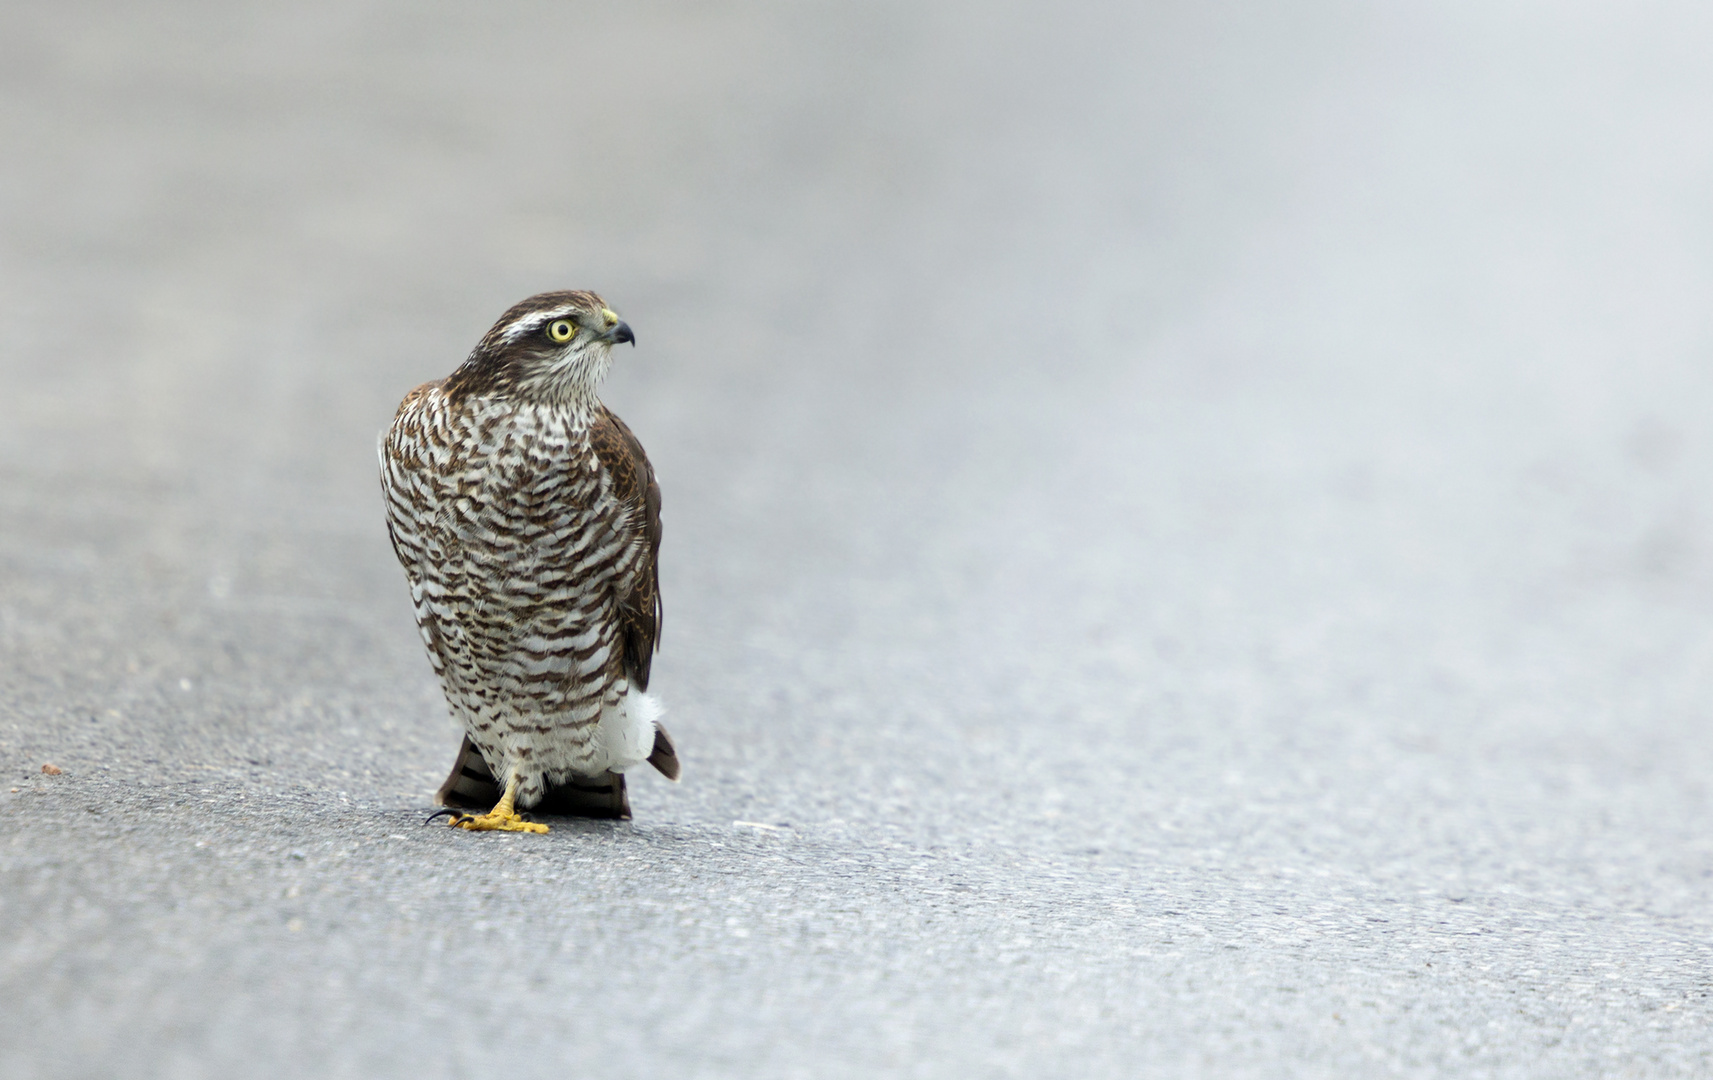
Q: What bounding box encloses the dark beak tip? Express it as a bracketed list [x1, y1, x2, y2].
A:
[613, 321, 636, 346]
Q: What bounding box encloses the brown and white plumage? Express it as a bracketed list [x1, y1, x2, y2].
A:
[380, 291, 678, 828]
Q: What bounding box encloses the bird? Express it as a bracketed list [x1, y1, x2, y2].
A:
[379, 290, 679, 833]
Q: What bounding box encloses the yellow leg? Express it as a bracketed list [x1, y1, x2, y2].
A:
[450, 775, 549, 833]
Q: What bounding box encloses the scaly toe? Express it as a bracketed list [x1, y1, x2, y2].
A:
[452, 811, 549, 834]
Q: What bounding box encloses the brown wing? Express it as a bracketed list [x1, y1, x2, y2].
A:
[380, 379, 459, 682]
[590, 405, 663, 690]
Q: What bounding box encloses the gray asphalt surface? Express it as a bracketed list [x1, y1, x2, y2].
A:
[5, 2, 1713, 1076]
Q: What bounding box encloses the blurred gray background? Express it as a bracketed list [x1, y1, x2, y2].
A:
[4, 1, 1713, 1076]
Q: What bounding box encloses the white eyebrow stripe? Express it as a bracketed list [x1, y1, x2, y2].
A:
[501, 305, 579, 341]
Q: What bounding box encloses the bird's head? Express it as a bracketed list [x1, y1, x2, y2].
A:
[446, 290, 635, 409]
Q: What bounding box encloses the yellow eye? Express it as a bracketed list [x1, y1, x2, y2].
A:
[546, 319, 575, 343]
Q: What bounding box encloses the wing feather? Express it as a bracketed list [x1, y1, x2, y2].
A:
[380, 380, 458, 683]
[590, 405, 662, 690]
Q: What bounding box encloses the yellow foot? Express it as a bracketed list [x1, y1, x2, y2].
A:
[449, 809, 548, 834]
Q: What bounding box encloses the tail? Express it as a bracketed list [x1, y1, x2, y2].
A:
[535, 771, 630, 819]
[433, 735, 633, 819]
[434, 736, 500, 809]
[646, 721, 681, 781]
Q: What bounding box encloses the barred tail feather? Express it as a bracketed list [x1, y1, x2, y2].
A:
[434, 735, 632, 819]
[648, 721, 680, 781]
[534, 771, 631, 819]
[434, 736, 501, 809]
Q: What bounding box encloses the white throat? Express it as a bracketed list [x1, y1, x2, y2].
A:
[517, 345, 613, 415]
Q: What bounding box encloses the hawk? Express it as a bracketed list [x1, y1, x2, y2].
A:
[380, 291, 679, 833]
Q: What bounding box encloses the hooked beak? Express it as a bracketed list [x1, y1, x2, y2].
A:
[597, 308, 635, 346]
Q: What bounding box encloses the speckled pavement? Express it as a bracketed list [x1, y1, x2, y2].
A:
[4, 2, 1713, 1076]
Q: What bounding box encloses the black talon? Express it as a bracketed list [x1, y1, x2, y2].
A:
[423, 807, 459, 826]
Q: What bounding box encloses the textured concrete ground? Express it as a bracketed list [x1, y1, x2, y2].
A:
[4, 2, 1713, 1076]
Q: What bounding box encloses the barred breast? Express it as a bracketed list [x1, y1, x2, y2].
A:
[380, 382, 653, 805]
